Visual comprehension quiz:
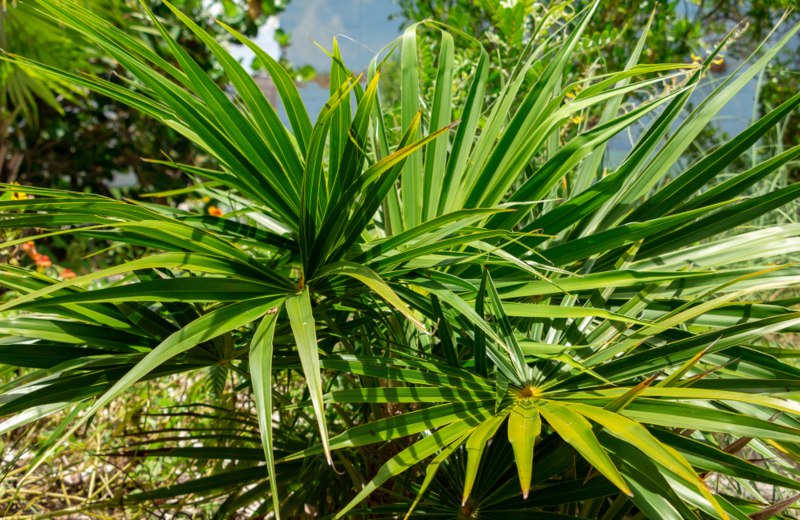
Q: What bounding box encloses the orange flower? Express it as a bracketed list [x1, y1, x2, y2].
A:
[21, 241, 35, 253]
[208, 206, 223, 217]
[61, 268, 76, 279]
[35, 255, 52, 268]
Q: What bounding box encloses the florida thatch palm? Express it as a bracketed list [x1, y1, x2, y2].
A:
[2, 1, 800, 518]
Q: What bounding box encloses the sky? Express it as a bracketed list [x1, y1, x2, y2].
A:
[229, 0, 401, 72]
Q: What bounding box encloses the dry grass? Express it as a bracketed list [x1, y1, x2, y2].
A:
[0, 370, 242, 519]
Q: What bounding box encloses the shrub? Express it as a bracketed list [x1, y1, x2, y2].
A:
[2, 1, 800, 517]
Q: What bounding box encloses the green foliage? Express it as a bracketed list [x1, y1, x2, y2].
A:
[0, 1, 86, 125]
[2, 0, 800, 517]
[397, 0, 800, 179]
[0, 0, 292, 194]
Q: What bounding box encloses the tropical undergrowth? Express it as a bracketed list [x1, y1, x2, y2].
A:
[1, 1, 800, 518]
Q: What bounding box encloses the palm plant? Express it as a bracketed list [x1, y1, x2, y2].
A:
[2, 1, 800, 518]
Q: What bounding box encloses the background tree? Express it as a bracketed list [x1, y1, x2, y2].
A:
[0, 0, 292, 194]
